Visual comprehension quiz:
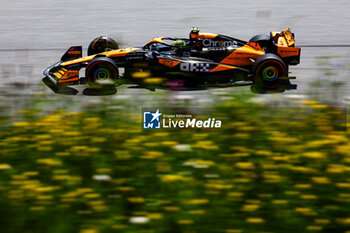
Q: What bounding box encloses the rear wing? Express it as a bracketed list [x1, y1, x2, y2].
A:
[271, 28, 301, 65]
[271, 28, 295, 47]
[283, 28, 295, 47]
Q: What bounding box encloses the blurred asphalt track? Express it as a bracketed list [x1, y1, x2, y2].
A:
[0, 0, 349, 108]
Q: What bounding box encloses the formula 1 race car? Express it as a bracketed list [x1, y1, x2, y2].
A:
[43, 27, 301, 94]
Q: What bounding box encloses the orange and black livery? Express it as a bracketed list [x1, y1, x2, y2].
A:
[43, 27, 301, 93]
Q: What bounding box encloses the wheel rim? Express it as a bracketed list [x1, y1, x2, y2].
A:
[86, 60, 119, 87]
[255, 60, 286, 89]
[262, 66, 278, 81]
[94, 68, 110, 81]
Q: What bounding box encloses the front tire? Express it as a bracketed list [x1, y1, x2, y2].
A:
[85, 57, 119, 88]
[87, 36, 119, 56]
[253, 54, 287, 89]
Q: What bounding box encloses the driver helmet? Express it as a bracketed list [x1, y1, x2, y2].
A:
[190, 27, 200, 40]
[173, 40, 187, 47]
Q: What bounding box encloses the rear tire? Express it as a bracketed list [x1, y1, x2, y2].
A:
[85, 57, 119, 88]
[253, 54, 287, 89]
[249, 34, 271, 51]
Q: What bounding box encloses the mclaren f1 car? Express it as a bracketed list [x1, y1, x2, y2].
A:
[43, 27, 301, 94]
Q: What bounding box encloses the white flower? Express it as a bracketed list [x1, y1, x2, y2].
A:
[0, 164, 11, 170]
[92, 174, 111, 181]
[173, 144, 192, 152]
[129, 216, 149, 224]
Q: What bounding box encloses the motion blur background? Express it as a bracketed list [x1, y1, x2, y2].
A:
[0, 0, 349, 98]
[0, 1, 350, 233]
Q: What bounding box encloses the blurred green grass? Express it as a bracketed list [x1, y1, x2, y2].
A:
[0, 92, 349, 233]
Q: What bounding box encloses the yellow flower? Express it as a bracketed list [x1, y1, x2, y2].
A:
[161, 141, 178, 146]
[53, 170, 69, 174]
[153, 132, 169, 137]
[14, 110, 33, 115]
[55, 152, 71, 157]
[294, 184, 312, 189]
[295, 208, 318, 216]
[80, 229, 99, 233]
[335, 183, 350, 188]
[117, 187, 135, 192]
[141, 151, 164, 159]
[114, 150, 131, 160]
[184, 159, 215, 168]
[272, 200, 288, 205]
[188, 210, 206, 215]
[205, 183, 233, 190]
[143, 142, 159, 147]
[226, 230, 242, 233]
[311, 177, 331, 184]
[268, 136, 299, 143]
[227, 192, 244, 198]
[311, 104, 328, 110]
[147, 213, 163, 220]
[161, 174, 189, 182]
[290, 166, 319, 173]
[90, 137, 106, 143]
[37, 195, 53, 200]
[35, 186, 60, 192]
[163, 206, 181, 212]
[183, 199, 209, 205]
[132, 211, 148, 216]
[314, 219, 330, 225]
[255, 150, 273, 156]
[301, 152, 326, 159]
[235, 162, 255, 170]
[193, 141, 219, 150]
[238, 126, 255, 131]
[0, 164, 12, 170]
[335, 145, 350, 155]
[326, 164, 346, 174]
[229, 146, 253, 153]
[338, 193, 350, 198]
[306, 225, 322, 231]
[246, 218, 264, 223]
[84, 193, 100, 199]
[241, 204, 260, 212]
[128, 197, 145, 204]
[70, 146, 89, 151]
[263, 173, 283, 183]
[37, 146, 52, 151]
[300, 195, 318, 200]
[13, 121, 31, 127]
[36, 158, 62, 166]
[300, 100, 318, 105]
[220, 153, 249, 158]
[337, 218, 350, 224]
[177, 219, 194, 225]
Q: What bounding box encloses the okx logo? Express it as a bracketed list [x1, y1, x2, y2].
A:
[143, 109, 162, 129]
